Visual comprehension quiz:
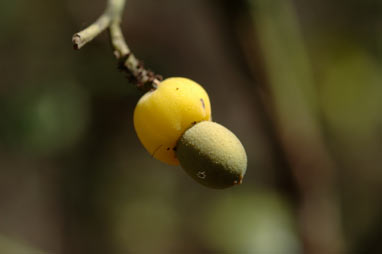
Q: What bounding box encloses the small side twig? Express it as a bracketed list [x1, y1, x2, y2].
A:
[72, 0, 161, 91]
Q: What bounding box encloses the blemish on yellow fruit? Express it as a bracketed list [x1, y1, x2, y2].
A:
[200, 98, 206, 109]
[134, 77, 211, 165]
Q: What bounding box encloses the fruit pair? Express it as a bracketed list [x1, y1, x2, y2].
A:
[134, 77, 247, 189]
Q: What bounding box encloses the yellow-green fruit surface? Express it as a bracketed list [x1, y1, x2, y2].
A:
[134, 77, 211, 165]
[177, 121, 247, 189]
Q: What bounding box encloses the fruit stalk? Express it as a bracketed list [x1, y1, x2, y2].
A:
[72, 0, 161, 91]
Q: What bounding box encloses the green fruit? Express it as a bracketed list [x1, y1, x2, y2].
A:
[176, 121, 247, 189]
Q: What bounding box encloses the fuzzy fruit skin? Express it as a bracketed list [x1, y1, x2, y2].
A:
[134, 77, 211, 165]
[177, 121, 247, 189]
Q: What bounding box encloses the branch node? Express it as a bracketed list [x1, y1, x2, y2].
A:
[72, 0, 159, 91]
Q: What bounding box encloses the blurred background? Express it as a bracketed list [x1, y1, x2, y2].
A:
[0, 0, 381, 253]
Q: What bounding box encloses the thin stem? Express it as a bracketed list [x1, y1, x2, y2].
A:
[72, 0, 125, 49]
[72, 0, 161, 91]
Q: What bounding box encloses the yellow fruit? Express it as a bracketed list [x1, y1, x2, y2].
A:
[134, 77, 211, 165]
[177, 121, 247, 189]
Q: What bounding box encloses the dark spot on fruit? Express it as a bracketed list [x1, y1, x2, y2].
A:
[172, 147, 177, 152]
[191, 121, 197, 125]
[166, 147, 170, 151]
[176, 87, 179, 90]
[200, 98, 205, 109]
[197, 171, 207, 179]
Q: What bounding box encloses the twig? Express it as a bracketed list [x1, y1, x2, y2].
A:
[72, 0, 161, 91]
[72, 0, 124, 50]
